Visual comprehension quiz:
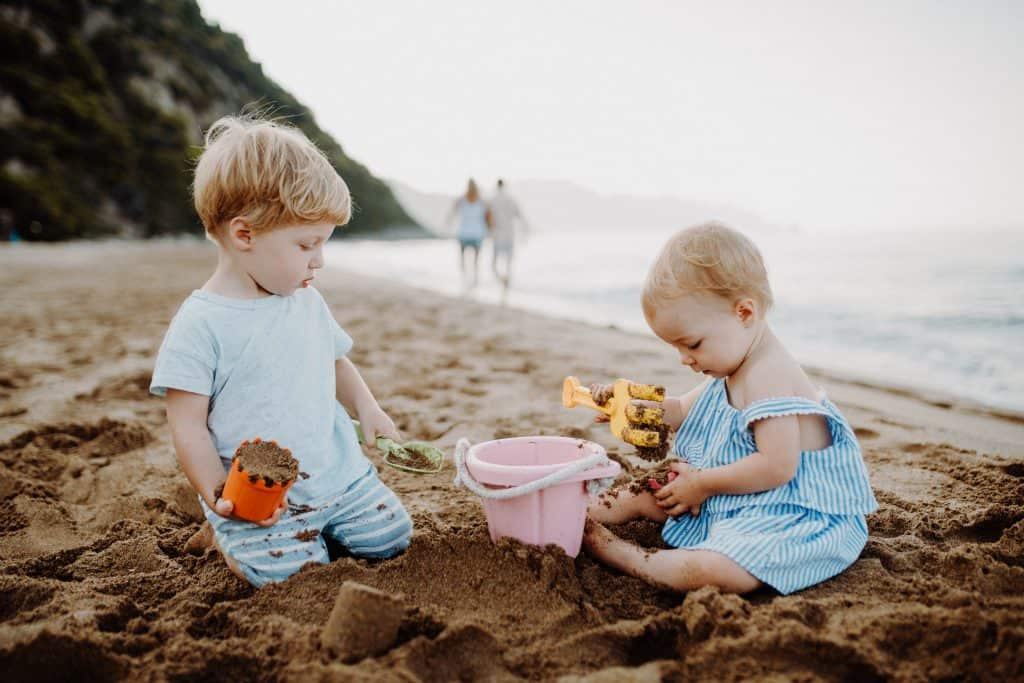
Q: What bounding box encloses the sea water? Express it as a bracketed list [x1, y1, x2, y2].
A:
[325, 227, 1024, 413]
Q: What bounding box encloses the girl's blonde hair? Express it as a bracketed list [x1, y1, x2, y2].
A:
[642, 222, 773, 314]
[193, 114, 351, 237]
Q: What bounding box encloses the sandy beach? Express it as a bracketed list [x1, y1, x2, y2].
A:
[1, 241, 1022, 681]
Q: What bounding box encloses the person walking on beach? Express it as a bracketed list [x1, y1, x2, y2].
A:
[488, 178, 529, 291]
[150, 114, 412, 587]
[445, 179, 490, 290]
[584, 222, 877, 595]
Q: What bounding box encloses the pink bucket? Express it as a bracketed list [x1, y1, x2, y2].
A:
[464, 437, 620, 557]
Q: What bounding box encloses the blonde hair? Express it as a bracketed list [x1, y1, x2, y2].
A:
[193, 114, 351, 237]
[642, 222, 773, 314]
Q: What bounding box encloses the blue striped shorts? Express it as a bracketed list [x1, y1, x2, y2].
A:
[201, 466, 413, 587]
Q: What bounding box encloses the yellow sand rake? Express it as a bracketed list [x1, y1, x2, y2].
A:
[561, 376, 667, 454]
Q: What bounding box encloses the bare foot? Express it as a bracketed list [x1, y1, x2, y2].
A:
[183, 521, 214, 555]
[582, 518, 618, 556]
[582, 519, 676, 590]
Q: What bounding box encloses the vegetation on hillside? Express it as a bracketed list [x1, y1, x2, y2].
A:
[0, 0, 420, 240]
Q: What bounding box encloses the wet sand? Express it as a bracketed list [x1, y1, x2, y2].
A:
[1, 241, 1022, 681]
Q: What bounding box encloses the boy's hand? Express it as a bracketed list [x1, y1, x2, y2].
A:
[653, 461, 707, 517]
[211, 495, 288, 527]
[356, 404, 401, 445]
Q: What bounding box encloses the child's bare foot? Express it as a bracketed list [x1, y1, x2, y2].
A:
[584, 519, 681, 592]
[583, 518, 644, 569]
[184, 521, 215, 555]
[585, 518, 761, 593]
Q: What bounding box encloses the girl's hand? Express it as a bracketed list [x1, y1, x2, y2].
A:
[356, 404, 401, 445]
[588, 384, 659, 423]
[653, 462, 708, 517]
[590, 383, 614, 406]
[589, 383, 613, 422]
[212, 494, 288, 528]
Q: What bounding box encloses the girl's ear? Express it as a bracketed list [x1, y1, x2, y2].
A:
[734, 297, 757, 326]
[227, 217, 254, 251]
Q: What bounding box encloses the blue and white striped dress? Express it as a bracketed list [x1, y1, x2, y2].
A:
[662, 378, 877, 594]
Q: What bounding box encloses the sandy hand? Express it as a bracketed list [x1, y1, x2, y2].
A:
[590, 382, 615, 407]
[653, 462, 703, 517]
[213, 495, 288, 527]
[588, 383, 658, 421]
[647, 471, 678, 491]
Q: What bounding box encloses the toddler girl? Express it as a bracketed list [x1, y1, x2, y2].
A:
[585, 222, 877, 594]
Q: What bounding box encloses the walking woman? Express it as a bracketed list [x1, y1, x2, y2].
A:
[445, 179, 490, 290]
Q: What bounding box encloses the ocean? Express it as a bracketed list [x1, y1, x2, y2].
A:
[324, 227, 1024, 414]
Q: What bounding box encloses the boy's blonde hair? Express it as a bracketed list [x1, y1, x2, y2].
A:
[193, 114, 351, 238]
[642, 222, 773, 314]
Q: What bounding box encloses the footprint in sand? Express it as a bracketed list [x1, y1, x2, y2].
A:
[0, 368, 33, 399]
[490, 359, 539, 374]
[953, 505, 1024, 543]
[1000, 462, 1024, 478]
[879, 417, 913, 429]
[77, 371, 156, 403]
[1, 419, 153, 482]
[0, 405, 28, 418]
[435, 356, 468, 371]
[393, 385, 433, 401]
[0, 625, 130, 679]
[854, 427, 880, 440]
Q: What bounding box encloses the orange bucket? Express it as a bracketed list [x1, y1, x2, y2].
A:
[221, 445, 296, 522]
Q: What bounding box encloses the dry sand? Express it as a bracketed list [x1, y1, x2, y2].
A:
[1, 242, 1022, 682]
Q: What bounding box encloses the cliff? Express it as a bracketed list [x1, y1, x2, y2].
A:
[0, 0, 423, 240]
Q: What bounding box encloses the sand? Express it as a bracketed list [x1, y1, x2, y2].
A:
[234, 440, 298, 487]
[1, 241, 1022, 681]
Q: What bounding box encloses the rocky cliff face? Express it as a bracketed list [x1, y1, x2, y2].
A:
[0, 0, 420, 240]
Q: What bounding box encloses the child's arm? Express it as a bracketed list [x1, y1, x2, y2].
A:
[165, 389, 285, 526]
[335, 358, 401, 445]
[665, 380, 709, 433]
[654, 415, 801, 516]
[592, 379, 707, 433]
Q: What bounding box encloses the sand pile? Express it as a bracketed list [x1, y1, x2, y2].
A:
[0, 243, 1022, 681]
[233, 439, 298, 487]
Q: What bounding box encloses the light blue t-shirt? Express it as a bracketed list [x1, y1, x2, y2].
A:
[150, 287, 371, 505]
[456, 198, 488, 241]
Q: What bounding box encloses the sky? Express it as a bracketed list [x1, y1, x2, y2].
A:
[197, 1, 1023, 233]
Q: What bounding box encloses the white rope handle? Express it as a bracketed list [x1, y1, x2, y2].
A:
[452, 438, 616, 500]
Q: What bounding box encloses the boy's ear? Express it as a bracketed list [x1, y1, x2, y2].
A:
[227, 217, 254, 251]
[734, 298, 757, 326]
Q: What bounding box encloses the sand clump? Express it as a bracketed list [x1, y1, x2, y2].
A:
[234, 439, 298, 487]
[628, 458, 676, 494]
[321, 582, 407, 662]
[633, 430, 671, 461]
[0, 244, 1023, 681]
[386, 442, 439, 472]
[598, 459, 677, 507]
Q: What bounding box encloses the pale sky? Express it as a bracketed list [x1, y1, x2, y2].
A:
[198, 0, 1023, 233]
